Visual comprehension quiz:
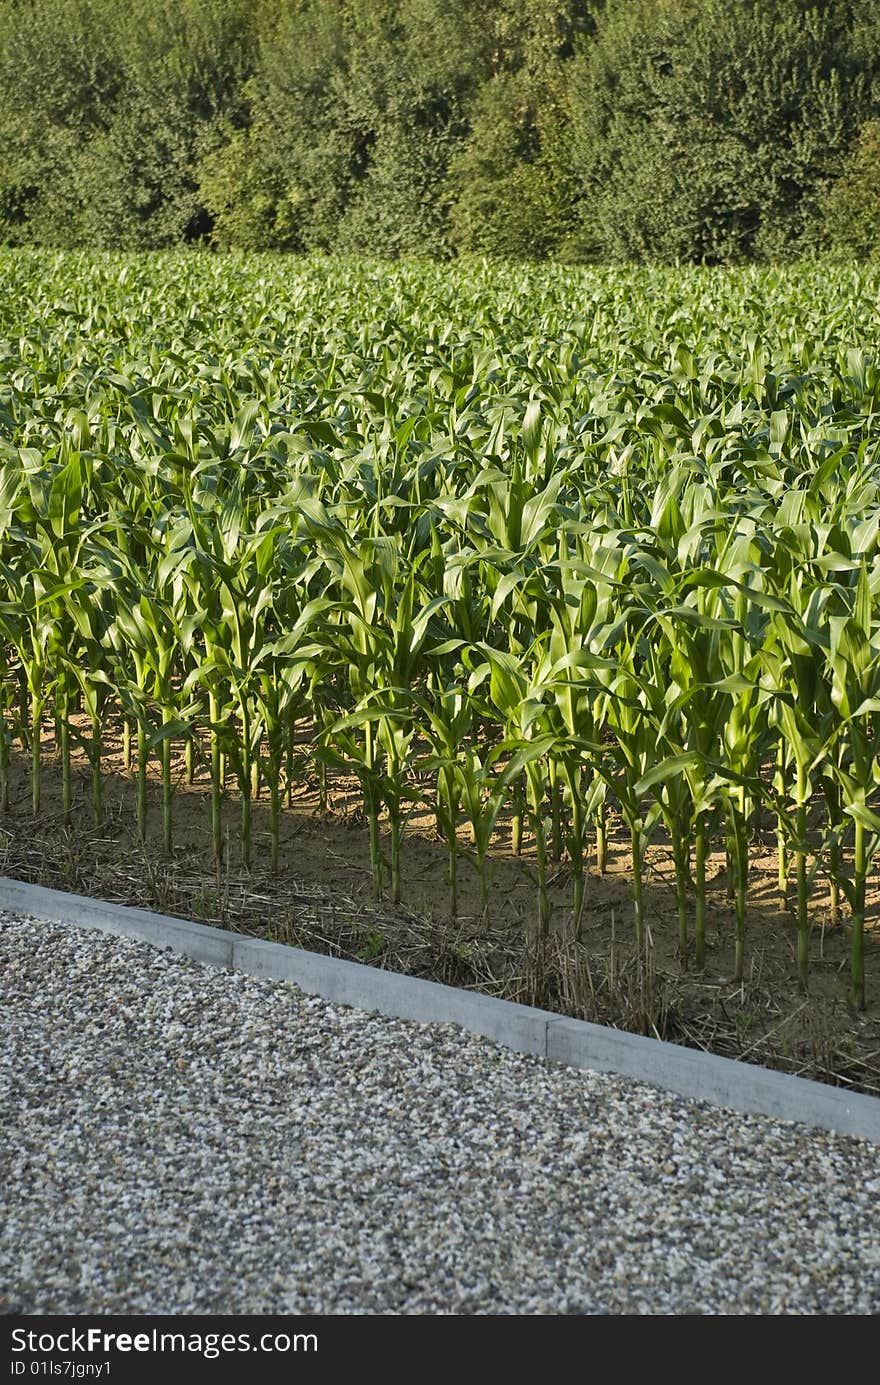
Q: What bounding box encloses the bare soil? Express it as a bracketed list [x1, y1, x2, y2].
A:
[2, 718, 879, 1097]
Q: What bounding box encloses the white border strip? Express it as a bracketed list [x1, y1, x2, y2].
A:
[3, 875, 879, 1145]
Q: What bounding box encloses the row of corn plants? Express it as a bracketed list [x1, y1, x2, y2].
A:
[1, 252, 879, 1007]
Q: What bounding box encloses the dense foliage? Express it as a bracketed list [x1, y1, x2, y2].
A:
[1, 0, 878, 261]
[2, 251, 880, 1007]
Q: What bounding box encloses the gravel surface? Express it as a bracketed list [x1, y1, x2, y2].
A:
[2, 910, 880, 1315]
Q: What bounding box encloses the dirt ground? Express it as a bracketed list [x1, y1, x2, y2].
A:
[2, 717, 879, 1098]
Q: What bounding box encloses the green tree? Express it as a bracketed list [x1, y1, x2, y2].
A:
[568, 0, 880, 263]
[823, 120, 880, 259]
[444, 3, 592, 260]
[0, 0, 255, 247]
[203, 0, 490, 257]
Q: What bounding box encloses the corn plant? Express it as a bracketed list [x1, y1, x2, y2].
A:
[1, 249, 879, 1014]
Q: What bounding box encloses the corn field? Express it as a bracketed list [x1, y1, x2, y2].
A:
[1, 252, 879, 1009]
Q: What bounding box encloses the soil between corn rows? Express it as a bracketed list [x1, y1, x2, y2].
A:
[1, 724, 879, 1098]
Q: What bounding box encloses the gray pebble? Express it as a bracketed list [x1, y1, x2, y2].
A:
[2, 910, 879, 1315]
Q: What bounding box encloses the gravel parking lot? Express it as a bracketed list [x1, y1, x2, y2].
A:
[2, 910, 880, 1315]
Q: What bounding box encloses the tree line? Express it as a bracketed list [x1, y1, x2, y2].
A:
[1, 0, 878, 262]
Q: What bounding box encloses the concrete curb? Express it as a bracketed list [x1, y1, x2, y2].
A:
[3, 874, 879, 1146]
